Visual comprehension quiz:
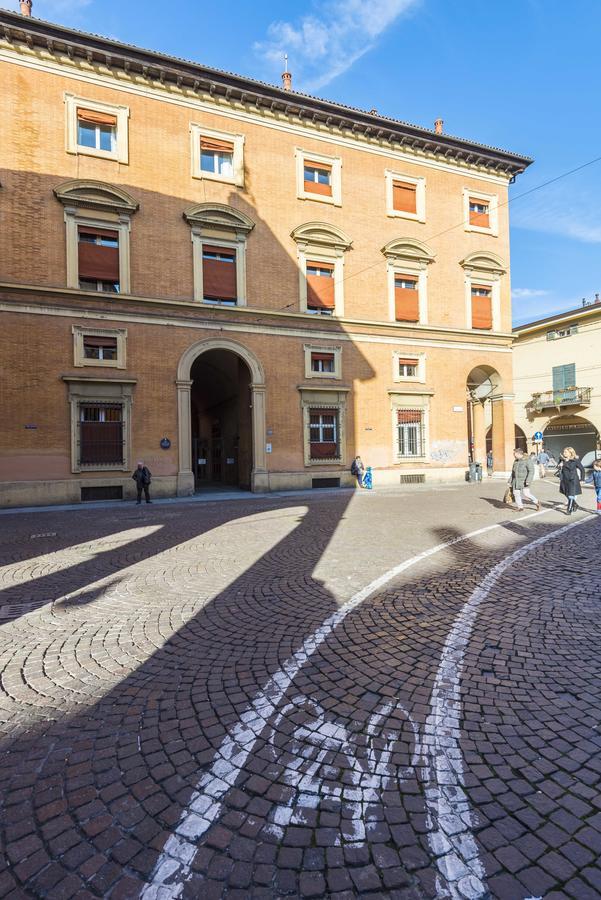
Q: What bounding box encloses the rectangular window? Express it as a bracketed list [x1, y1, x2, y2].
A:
[311, 352, 335, 373]
[83, 335, 118, 361]
[200, 136, 234, 177]
[471, 284, 493, 329]
[552, 363, 576, 392]
[394, 274, 419, 322]
[309, 408, 339, 459]
[78, 227, 120, 293]
[393, 181, 417, 215]
[547, 324, 578, 340]
[79, 403, 123, 466]
[398, 357, 418, 378]
[202, 245, 237, 304]
[303, 161, 333, 197]
[469, 198, 490, 228]
[306, 261, 335, 314]
[396, 408, 424, 458]
[77, 108, 117, 153]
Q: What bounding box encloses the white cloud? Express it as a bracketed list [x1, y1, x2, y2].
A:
[512, 288, 549, 299]
[511, 181, 601, 244]
[254, 0, 420, 92]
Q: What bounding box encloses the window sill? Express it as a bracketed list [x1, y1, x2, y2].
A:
[68, 145, 121, 163]
[464, 224, 497, 236]
[193, 171, 243, 188]
[387, 210, 425, 223]
[307, 457, 343, 466]
[298, 192, 340, 206]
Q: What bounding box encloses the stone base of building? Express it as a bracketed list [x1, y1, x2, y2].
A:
[0, 466, 469, 509]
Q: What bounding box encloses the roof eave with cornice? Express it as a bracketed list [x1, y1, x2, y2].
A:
[513, 302, 601, 336]
[0, 8, 533, 177]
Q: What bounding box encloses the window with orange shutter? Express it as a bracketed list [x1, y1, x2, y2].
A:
[311, 352, 335, 373]
[471, 284, 493, 329]
[469, 198, 490, 228]
[78, 227, 120, 293]
[77, 108, 117, 153]
[394, 275, 419, 322]
[398, 357, 418, 378]
[202, 246, 237, 304]
[393, 181, 417, 215]
[306, 262, 335, 314]
[304, 162, 332, 196]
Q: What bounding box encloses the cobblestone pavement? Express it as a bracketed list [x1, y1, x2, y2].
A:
[0, 481, 600, 900]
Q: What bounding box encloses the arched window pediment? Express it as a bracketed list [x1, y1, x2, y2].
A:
[291, 222, 352, 253]
[54, 179, 139, 215]
[183, 202, 255, 235]
[460, 251, 506, 276]
[381, 238, 435, 265]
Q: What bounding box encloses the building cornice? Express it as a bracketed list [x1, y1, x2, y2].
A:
[513, 303, 601, 337]
[0, 9, 532, 178]
[0, 281, 514, 345]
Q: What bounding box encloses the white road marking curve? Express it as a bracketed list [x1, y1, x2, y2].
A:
[422, 514, 595, 899]
[141, 509, 590, 899]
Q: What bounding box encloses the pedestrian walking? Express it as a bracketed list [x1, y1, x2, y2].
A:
[591, 459, 601, 512]
[132, 461, 152, 504]
[537, 447, 550, 478]
[508, 448, 541, 512]
[486, 450, 493, 477]
[350, 455, 365, 488]
[558, 446, 585, 515]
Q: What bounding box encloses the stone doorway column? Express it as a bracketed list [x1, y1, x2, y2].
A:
[472, 400, 487, 466]
[251, 384, 268, 492]
[176, 379, 194, 496]
[490, 393, 515, 474]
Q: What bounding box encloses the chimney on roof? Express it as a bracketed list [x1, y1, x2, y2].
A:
[596, 293, 600, 304]
[282, 54, 292, 91]
[20, 0, 32, 15]
[434, 118, 444, 134]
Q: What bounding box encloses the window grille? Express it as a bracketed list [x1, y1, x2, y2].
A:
[79, 403, 124, 466]
[396, 408, 425, 458]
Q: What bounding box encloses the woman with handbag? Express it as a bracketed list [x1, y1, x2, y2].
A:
[558, 446, 585, 514]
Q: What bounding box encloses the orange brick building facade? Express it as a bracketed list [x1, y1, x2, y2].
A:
[0, 8, 531, 506]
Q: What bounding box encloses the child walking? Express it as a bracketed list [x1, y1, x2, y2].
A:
[592, 459, 601, 512]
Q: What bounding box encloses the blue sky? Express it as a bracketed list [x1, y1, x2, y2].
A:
[31, 0, 601, 325]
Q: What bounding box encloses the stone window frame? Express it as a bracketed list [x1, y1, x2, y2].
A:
[462, 188, 499, 237]
[291, 222, 352, 318]
[460, 251, 506, 333]
[392, 350, 426, 385]
[184, 203, 255, 307]
[295, 147, 342, 206]
[385, 170, 426, 223]
[72, 325, 127, 370]
[64, 92, 130, 164]
[54, 180, 139, 296]
[382, 238, 435, 325]
[63, 376, 136, 474]
[303, 343, 342, 380]
[190, 123, 245, 188]
[298, 386, 350, 467]
[388, 390, 432, 463]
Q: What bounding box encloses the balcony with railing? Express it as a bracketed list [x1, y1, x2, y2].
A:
[528, 386, 592, 413]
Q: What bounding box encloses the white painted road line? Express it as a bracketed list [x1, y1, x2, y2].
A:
[140, 508, 583, 899]
[422, 514, 595, 900]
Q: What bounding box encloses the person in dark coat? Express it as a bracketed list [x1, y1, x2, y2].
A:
[508, 448, 540, 511]
[558, 446, 585, 514]
[132, 461, 152, 504]
[351, 456, 365, 488]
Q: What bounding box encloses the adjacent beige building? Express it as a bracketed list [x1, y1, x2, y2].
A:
[513, 299, 601, 462]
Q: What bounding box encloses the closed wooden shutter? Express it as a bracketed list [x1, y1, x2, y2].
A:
[397, 357, 418, 366]
[394, 275, 419, 322]
[77, 108, 117, 127]
[202, 245, 237, 300]
[78, 227, 119, 282]
[200, 137, 234, 153]
[80, 405, 123, 465]
[552, 363, 576, 391]
[84, 335, 118, 349]
[311, 353, 334, 363]
[307, 262, 335, 310]
[393, 181, 417, 214]
[469, 199, 490, 228]
[471, 285, 492, 329]
[304, 161, 332, 196]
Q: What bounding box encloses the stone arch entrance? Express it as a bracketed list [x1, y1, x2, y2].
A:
[466, 364, 514, 472]
[543, 415, 599, 463]
[176, 338, 267, 495]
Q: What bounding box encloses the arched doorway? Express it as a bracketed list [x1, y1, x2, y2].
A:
[176, 339, 267, 495]
[466, 364, 514, 471]
[543, 415, 598, 462]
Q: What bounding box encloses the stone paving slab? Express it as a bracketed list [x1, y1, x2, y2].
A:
[0, 481, 599, 899]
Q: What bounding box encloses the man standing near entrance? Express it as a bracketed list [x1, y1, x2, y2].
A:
[132, 461, 152, 504]
[537, 446, 550, 478]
